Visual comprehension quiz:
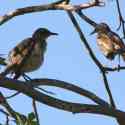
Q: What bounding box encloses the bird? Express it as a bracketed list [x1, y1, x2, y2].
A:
[0, 28, 58, 79]
[91, 23, 125, 64]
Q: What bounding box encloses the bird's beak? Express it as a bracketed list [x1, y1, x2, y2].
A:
[50, 32, 58, 35]
[90, 29, 96, 35]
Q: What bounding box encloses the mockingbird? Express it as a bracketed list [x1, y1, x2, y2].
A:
[1, 28, 58, 79]
[91, 23, 125, 63]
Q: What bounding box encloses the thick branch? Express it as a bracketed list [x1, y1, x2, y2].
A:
[0, 0, 101, 25]
[0, 77, 125, 119]
[29, 78, 109, 106]
[0, 77, 109, 107]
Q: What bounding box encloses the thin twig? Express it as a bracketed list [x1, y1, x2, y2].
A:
[101, 72, 115, 107]
[36, 87, 56, 95]
[0, 108, 9, 116]
[104, 66, 125, 72]
[6, 115, 9, 125]
[32, 100, 40, 125]
[76, 10, 97, 27]
[23, 74, 55, 95]
[0, 91, 26, 122]
[5, 92, 20, 99]
[116, 0, 125, 38]
[0, 109, 10, 124]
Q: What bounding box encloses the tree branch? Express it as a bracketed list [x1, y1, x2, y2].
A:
[104, 66, 125, 72]
[0, 77, 109, 107]
[76, 10, 97, 27]
[0, 0, 102, 25]
[29, 78, 109, 106]
[0, 77, 125, 119]
[32, 100, 40, 125]
[116, 0, 125, 38]
[0, 92, 26, 122]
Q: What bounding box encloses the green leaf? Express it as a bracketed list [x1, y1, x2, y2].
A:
[0, 57, 6, 66]
[16, 114, 24, 125]
[15, 112, 37, 125]
[30, 121, 38, 125]
[16, 113, 26, 125]
[28, 112, 36, 121]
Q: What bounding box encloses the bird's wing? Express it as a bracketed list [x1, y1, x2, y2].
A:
[108, 32, 125, 50]
[6, 38, 33, 65]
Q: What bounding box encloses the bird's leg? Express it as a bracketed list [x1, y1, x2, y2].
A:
[115, 49, 122, 71]
[13, 72, 21, 80]
[117, 54, 121, 71]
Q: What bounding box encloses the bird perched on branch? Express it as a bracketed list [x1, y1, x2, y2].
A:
[91, 23, 125, 64]
[0, 28, 58, 79]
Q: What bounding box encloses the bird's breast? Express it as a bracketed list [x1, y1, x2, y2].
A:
[97, 34, 115, 56]
[21, 44, 44, 72]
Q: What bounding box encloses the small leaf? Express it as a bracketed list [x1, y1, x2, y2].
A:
[16, 113, 26, 125]
[0, 57, 6, 66]
[28, 112, 36, 121]
[30, 121, 38, 125]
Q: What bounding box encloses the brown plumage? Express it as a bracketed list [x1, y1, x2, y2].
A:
[1, 28, 58, 79]
[91, 23, 125, 61]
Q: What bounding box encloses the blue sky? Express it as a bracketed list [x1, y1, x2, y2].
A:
[0, 0, 125, 125]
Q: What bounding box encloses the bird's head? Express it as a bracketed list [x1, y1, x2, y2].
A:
[32, 28, 58, 41]
[91, 23, 111, 35]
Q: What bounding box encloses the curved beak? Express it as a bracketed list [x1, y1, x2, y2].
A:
[90, 29, 96, 35]
[50, 32, 58, 35]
